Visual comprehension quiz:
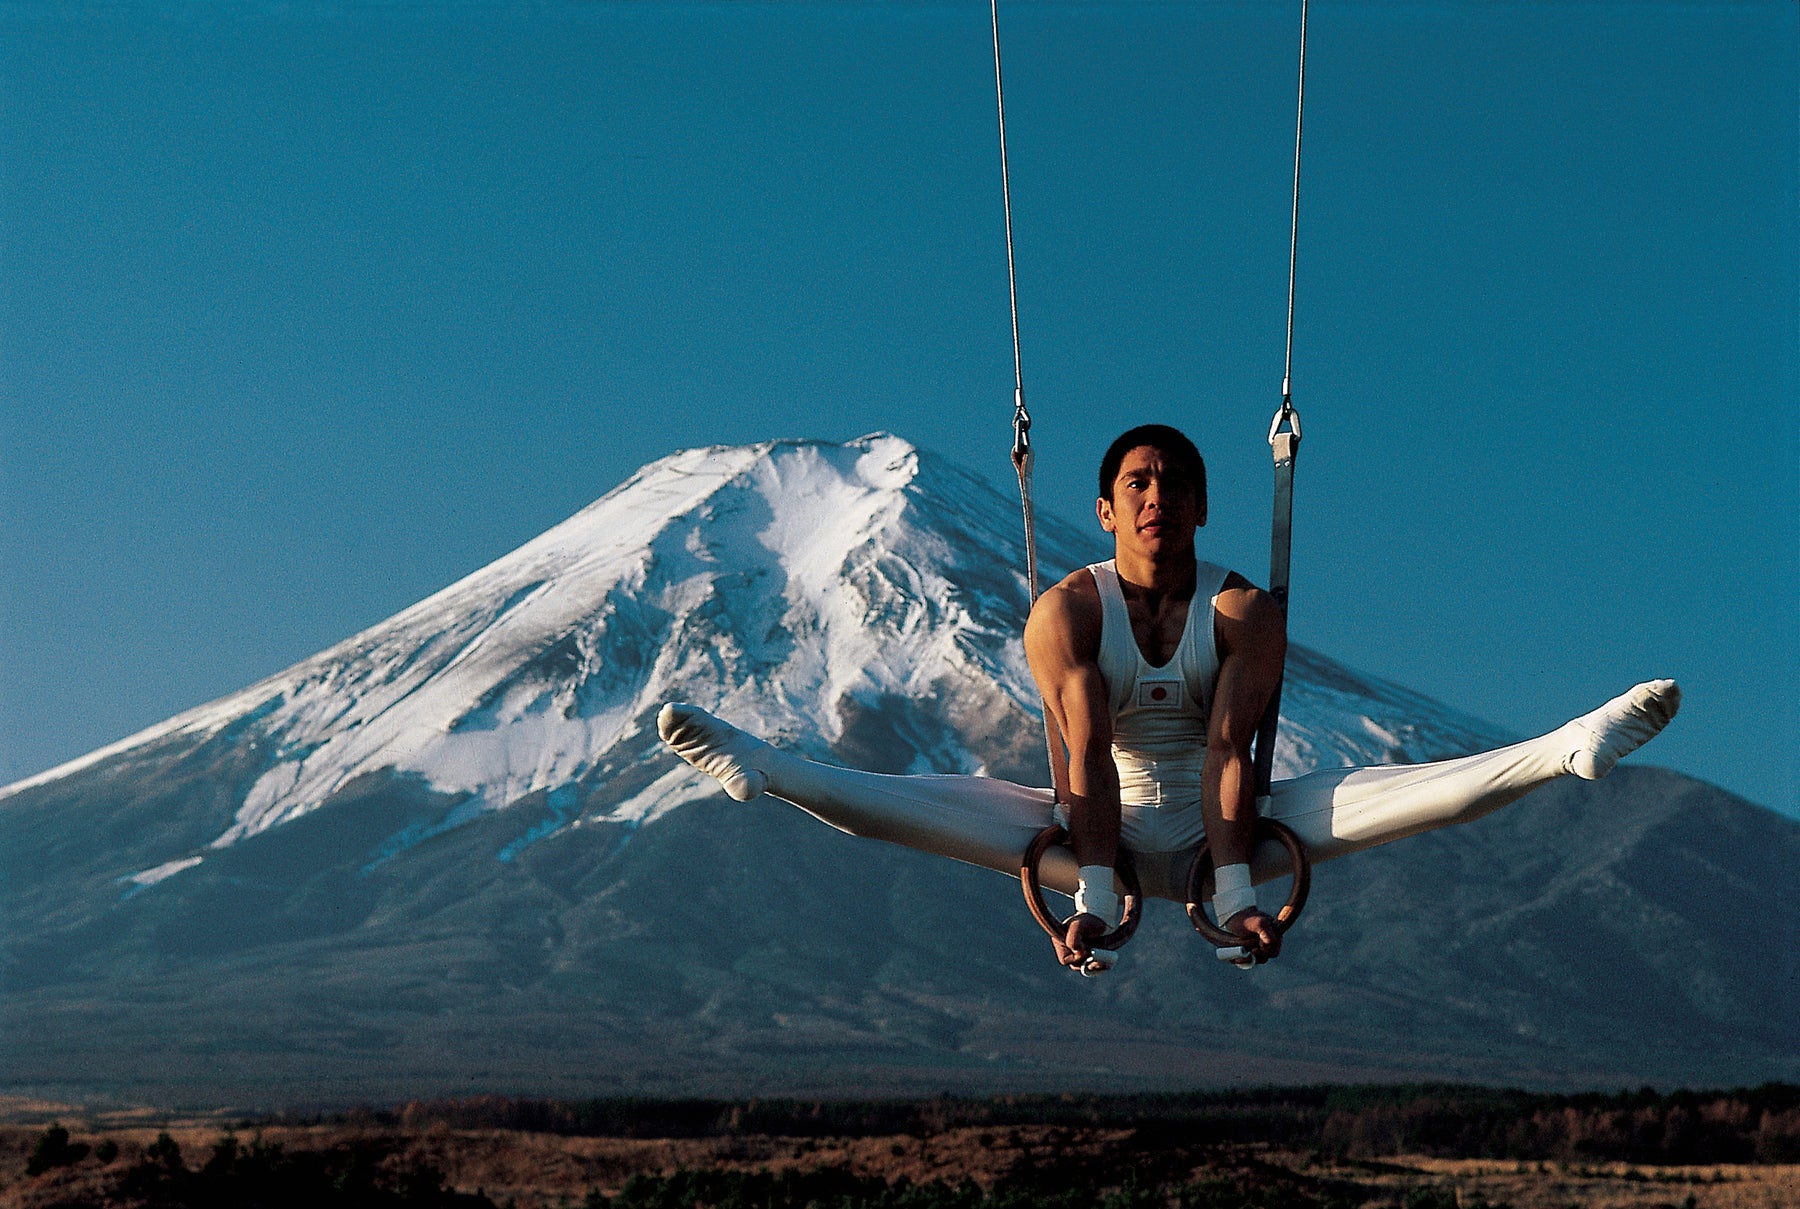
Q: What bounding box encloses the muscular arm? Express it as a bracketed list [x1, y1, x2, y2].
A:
[1024, 574, 1123, 968]
[1202, 578, 1288, 952]
[1024, 576, 1118, 872]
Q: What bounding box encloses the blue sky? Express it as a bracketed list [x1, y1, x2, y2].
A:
[1, 1, 1794, 816]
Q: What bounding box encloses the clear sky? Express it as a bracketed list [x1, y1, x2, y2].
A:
[2, 1, 1794, 817]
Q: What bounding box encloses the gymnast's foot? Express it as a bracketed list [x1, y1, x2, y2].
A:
[658, 703, 771, 801]
[1560, 679, 1681, 780]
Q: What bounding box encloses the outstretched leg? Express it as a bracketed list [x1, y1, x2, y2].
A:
[657, 703, 1072, 886]
[1257, 680, 1681, 876]
[661, 680, 1679, 899]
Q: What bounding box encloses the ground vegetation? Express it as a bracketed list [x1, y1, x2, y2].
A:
[4, 1087, 1797, 1209]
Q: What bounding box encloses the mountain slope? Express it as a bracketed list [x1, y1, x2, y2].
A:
[2, 434, 1792, 1110]
[0, 434, 1502, 902]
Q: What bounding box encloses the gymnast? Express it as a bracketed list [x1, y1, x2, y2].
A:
[661, 424, 1678, 975]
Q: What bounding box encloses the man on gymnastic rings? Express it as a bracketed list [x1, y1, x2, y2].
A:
[1026, 424, 1285, 972]
[659, 426, 1678, 976]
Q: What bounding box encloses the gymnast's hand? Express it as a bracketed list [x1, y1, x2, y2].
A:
[1055, 913, 1108, 968]
[1224, 906, 1282, 961]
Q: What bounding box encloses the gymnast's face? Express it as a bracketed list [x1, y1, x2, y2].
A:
[1098, 444, 1203, 558]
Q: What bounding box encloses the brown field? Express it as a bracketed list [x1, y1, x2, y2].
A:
[3, 1114, 1798, 1209]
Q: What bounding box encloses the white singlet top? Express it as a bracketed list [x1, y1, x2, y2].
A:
[1089, 558, 1234, 810]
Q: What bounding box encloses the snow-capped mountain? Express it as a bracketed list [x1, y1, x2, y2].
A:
[3, 433, 1502, 897]
[2, 434, 1792, 1110]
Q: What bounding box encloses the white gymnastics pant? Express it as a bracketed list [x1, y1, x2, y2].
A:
[748, 731, 1571, 902]
[665, 681, 1675, 903]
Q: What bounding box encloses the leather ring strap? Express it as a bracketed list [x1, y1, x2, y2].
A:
[1184, 817, 1312, 948]
[1020, 825, 1142, 951]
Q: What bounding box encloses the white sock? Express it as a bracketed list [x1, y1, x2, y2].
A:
[1559, 679, 1681, 780]
[657, 703, 771, 801]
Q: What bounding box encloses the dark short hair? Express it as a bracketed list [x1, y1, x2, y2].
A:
[1098, 424, 1206, 504]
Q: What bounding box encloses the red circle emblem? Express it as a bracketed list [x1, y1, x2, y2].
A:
[1151, 686, 1167, 701]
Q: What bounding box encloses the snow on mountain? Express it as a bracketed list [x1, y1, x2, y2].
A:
[1, 433, 1508, 893]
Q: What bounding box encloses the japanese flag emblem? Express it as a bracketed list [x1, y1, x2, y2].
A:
[1138, 678, 1182, 709]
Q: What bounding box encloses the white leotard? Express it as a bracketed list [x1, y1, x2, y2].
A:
[1089, 559, 1233, 848]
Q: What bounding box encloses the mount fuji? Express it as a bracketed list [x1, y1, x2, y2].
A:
[3, 434, 1794, 1110]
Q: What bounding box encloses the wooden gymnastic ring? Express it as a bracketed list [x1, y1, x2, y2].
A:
[1184, 818, 1312, 948]
[1019, 825, 1142, 951]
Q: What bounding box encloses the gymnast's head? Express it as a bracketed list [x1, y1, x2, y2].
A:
[1096, 424, 1207, 551]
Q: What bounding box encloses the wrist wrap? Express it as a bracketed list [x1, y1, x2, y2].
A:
[1074, 864, 1120, 928]
[1212, 862, 1255, 925]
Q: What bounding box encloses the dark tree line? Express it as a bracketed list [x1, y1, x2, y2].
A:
[22, 1084, 1796, 1209]
[21, 1126, 493, 1209]
[17, 1121, 1471, 1209]
[368, 1083, 1800, 1164]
